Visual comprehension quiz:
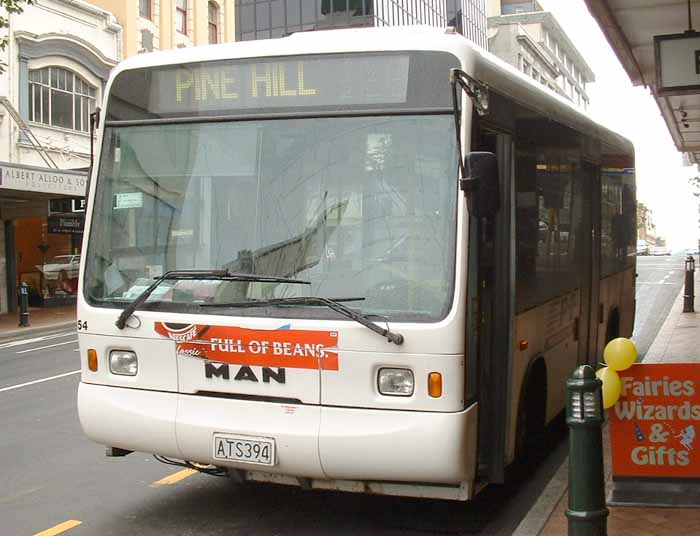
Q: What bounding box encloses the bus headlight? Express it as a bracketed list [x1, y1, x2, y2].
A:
[109, 350, 138, 376]
[377, 368, 414, 396]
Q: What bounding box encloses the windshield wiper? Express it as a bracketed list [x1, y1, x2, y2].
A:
[202, 296, 404, 345]
[115, 270, 310, 329]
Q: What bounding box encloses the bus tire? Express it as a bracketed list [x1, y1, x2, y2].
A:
[514, 359, 547, 465]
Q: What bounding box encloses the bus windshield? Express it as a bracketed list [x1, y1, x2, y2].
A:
[84, 114, 458, 322]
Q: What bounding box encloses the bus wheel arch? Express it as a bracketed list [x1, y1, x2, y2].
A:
[514, 357, 547, 463]
[606, 307, 621, 343]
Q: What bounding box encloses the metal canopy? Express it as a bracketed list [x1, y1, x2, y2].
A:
[585, 0, 700, 163]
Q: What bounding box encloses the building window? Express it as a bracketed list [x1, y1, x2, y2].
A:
[208, 1, 219, 44]
[532, 68, 539, 81]
[140, 28, 155, 52]
[502, 1, 538, 15]
[523, 59, 531, 76]
[176, 0, 187, 34]
[236, 0, 375, 41]
[29, 66, 96, 133]
[139, 0, 152, 20]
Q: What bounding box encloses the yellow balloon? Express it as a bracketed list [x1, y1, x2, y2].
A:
[603, 337, 637, 372]
[596, 367, 622, 409]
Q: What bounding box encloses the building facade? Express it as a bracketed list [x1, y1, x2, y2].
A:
[86, 0, 235, 58]
[487, 0, 594, 110]
[235, 0, 488, 48]
[87, 0, 489, 58]
[0, 0, 121, 313]
[637, 202, 656, 247]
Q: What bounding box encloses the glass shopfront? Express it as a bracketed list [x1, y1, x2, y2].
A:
[16, 199, 84, 307]
[0, 162, 87, 311]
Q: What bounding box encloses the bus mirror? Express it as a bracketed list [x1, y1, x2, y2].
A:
[462, 152, 499, 219]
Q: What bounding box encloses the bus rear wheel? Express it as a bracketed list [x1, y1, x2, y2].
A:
[514, 362, 547, 466]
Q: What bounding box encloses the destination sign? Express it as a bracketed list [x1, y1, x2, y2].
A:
[159, 56, 409, 112]
[106, 52, 459, 120]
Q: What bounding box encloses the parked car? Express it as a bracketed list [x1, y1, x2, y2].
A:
[636, 239, 649, 256]
[650, 246, 671, 256]
[37, 255, 81, 281]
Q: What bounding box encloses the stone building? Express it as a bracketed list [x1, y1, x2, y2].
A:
[0, 0, 121, 312]
[487, 0, 594, 110]
[86, 0, 236, 58]
[637, 202, 656, 247]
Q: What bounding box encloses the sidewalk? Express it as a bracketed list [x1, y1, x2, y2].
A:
[537, 270, 700, 535]
[0, 304, 76, 340]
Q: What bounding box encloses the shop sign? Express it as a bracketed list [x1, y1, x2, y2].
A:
[655, 31, 700, 95]
[610, 363, 700, 478]
[0, 162, 86, 196]
[49, 197, 85, 214]
[48, 215, 84, 235]
[72, 198, 86, 212]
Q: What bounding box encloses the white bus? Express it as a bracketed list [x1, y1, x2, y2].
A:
[78, 26, 636, 501]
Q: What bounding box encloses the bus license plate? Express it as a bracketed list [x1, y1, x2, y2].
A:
[213, 434, 275, 466]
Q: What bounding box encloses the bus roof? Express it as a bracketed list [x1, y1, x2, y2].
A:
[107, 25, 632, 155]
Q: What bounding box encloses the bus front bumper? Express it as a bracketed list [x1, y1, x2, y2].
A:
[78, 382, 477, 488]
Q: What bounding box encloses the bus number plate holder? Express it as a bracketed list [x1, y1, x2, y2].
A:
[213, 433, 276, 466]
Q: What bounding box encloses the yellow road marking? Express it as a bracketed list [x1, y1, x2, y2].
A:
[33, 520, 82, 536]
[151, 468, 198, 487]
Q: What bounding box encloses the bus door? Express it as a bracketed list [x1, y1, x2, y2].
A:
[470, 129, 514, 484]
[577, 162, 601, 366]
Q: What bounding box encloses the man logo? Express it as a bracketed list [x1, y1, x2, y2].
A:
[204, 363, 286, 384]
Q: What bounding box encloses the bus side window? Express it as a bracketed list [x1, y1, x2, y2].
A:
[514, 116, 583, 312]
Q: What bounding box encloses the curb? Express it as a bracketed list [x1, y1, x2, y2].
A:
[513, 424, 614, 536]
[0, 321, 76, 343]
[512, 456, 569, 536]
[642, 268, 695, 363]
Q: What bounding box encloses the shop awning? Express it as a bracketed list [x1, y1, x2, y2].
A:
[584, 0, 700, 164]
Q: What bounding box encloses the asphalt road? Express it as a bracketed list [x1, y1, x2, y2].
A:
[0, 257, 680, 535]
[632, 254, 687, 359]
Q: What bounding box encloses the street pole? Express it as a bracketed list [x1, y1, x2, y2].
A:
[684, 255, 695, 313]
[18, 282, 30, 327]
[566, 365, 608, 536]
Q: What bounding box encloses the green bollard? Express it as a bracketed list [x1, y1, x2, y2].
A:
[18, 282, 30, 327]
[566, 365, 608, 536]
